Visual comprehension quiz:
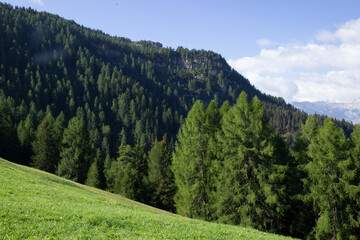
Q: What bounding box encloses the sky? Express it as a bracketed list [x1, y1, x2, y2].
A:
[3, 0, 360, 103]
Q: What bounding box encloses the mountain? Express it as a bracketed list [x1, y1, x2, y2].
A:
[293, 100, 360, 124]
[0, 2, 310, 164]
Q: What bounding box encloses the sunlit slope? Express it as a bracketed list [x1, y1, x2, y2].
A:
[0, 159, 294, 239]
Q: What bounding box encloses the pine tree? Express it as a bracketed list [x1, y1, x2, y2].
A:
[32, 113, 59, 173]
[215, 92, 288, 232]
[148, 134, 176, 212]
[58, 117, 93, 183]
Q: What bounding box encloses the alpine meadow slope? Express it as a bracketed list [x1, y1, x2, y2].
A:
[0, 158, 294, 240]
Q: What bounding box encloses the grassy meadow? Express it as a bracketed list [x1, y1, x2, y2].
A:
[0, 158, 294, 239]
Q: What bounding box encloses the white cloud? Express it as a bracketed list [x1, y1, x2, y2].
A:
[228, 18, 360, 103]
[335, 19, 360, 45]
[316, 19, 360, 45]
[315, 30, 336, 42]
[256, 39, 278, 47]
[29, 0, 44, 6]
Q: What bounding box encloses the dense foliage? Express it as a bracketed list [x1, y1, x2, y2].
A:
[173, 96, 360, 239]
[1, 3, 359, 239]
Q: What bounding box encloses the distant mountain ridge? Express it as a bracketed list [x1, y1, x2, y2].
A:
[293, 100, 360, 124]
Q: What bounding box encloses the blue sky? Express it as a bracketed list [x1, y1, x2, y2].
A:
[3, 0, 360, 103]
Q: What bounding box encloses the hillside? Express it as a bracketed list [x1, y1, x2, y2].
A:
[1, 3, 360, 239]
[0, 158, 293, 239]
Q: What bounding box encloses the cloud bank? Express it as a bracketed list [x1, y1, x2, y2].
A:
[228, 18, 360, 103]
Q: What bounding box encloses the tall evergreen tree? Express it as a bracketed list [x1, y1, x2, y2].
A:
[108, 144, 148, 202]
[148, 134, 176, 212]
[306, 118, 351, 239]
[54, 112, 65, 149]
[215, 92, 288, 232]
[172, 100, 211, 219]
[346, 125, 360, 238]
[204, 100, 222, 219]
[0, 96, 20, 163]
[31, 113, 59, 173]
[85, 149, 106, 189]
[58, 117, 93, 183]
[17, 113, 35, 165]
[288, 116, 319, 238]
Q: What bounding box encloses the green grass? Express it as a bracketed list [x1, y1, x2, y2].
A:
[0, 158, 294, 239]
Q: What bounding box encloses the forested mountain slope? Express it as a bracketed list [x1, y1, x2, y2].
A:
[0, 2, 353, 161]
[0, 3, 310, 162]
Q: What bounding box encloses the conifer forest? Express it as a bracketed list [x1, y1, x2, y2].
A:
[0, 3, 359, 239]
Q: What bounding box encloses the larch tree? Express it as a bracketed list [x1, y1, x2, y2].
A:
[0, 96, 20, 163]
[215, 92, 288, 232]
[204, 100, 222, 219]
[85, 149, 106, 189]
[346, 124, 360, 239]
[288, 115, 320, 238]
[306, 118, 351, 239]
[58, 117, 93, 184]
[147, 134, 176, 212]
[172, 100, 211, 220]
[108, 144, 148, 202]
[32, 113, 59, 173]
[17, 113, 35, 165]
